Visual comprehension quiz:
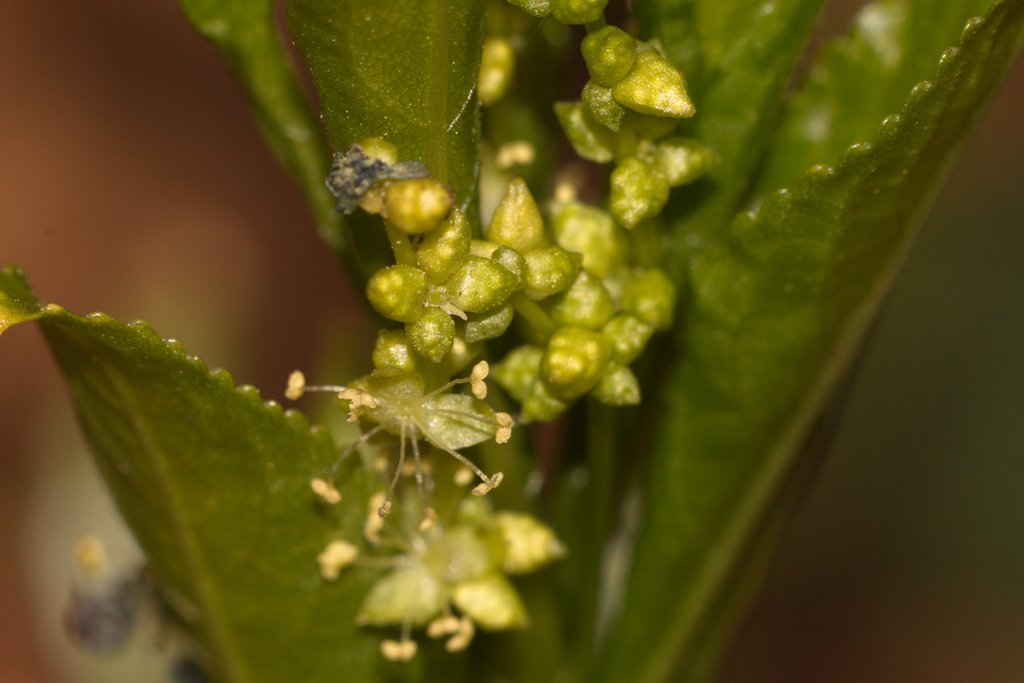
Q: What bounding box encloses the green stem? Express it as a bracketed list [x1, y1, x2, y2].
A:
[384, 222, 417, 267]
[509, 291, 556, 342]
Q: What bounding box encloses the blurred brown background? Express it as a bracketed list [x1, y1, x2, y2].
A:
[1, 1, 1021, 682]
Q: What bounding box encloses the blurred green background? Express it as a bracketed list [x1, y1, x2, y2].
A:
[1, 1, 1021, 681]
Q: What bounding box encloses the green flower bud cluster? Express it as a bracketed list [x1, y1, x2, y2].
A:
[491, 199, 677, 422]
[506, 0, 608, 24]
[552, 27, 717, 229]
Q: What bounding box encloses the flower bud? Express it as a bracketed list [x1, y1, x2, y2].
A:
[648, 137, 718, 186]
[493, 345, 544, 402]
[507, 0, 550, 17]
[406, 307, 456, 363]
[554, 101, 616, 163]
[550, 0, 608, 25]
[581, 25, 637, 87]
[549, 201, 627, 278]
[581, 81, 625, 131]
[372, 329, 418, 375]
[609, 156, 670, 229]
[358, 137, 400, 165]
[445, 256, 518, 313]
[521, 377, 569, 422]
[466, 302, 515, 343]
[366, 265, 427, 322]
[591, 362, 641, 406]
[621, 269, 676, 330]
[479, 37, 516, 106]
[491, 246, 526, 287]
[416, 207, 472, 283]
[601, 314, 653, 364]
[487, 178, 546, 253]
[385, 178, 454, 235]
[522, 246, 581, 300]
[611, 49, 695, 118]
[541, 327, 611, 400]
[551, 272, 616, 329]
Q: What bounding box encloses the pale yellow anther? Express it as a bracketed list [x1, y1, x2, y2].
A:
[470, 361, 489, 399]
[419, 507, 438, 533]
[445, 616, 476, 653]
[378, 499, 394, 518]
[285, 370, 306, 400]
[310, 478, 341, 504]
[494, 412, 514, 444]
[496, 141, 536, 170]
[74, 535, 107, 580]
[472, 472, 504, 496]
[454, 467, 475, 486]
[338, 387, 377, 423]
[554, 181, 578, 203]
[426, 614, 461, 638]
[380, 639, 417, 662]
[365, 492, 388, 543]
[317, 540, 359, 581]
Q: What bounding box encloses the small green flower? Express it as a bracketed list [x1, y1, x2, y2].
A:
[550, 0, 608, 25]
[385, 178, 454, 235]
[522, 246, 581, 300]
[621, 268, 676, 330]
[415, 208, 472, 283]
[541, 327, 612, 400]
[601, 314, 654, 364]
[591, 362, 641, 406]
[582, 81, 626, 132]
[554, 101, 616, 163]
[611, 48, 695, 119]
[550, 271, 616, 330]
[406, 307, 456, 363]
[445, 256, 519, 313]
[487, 178, 546, 253]
[479, 37, 516, 106]
[366, 265, 427, 323]
[608, 156, 670, 229]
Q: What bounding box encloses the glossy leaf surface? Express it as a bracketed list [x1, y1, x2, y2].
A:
[601, 1, 1024, 681]
[179, 0, 347, 258]
[0, 265, 385, 683]
[287, 0, 485, 214]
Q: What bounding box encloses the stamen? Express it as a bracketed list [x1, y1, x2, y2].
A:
[317, 540, 359, 580]
[338, 387, 377, 423]
[419, 507, 438, 533]
[495, 412, 514, 444]
[310, 478, 341, 504]
[382, 423, 408, 516]
[469, 361, 489, 399]
[380, 638, 417, 662]
[445, 616, 476, 652]
[285, 370, 306, 400]
[410, 435, 427, 509]
[472, 472, 504, 496]
[328, 424, 385, 481]
[426, 613, 461, 638]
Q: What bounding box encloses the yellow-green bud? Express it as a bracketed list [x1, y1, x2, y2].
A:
[541, 327, 611, 400]
[372, 329, 419, 376]
[493, 345, 544, 402]
[507, 0, 550, 17]
[358, 137, 400, 164]
[522, 246, 581, 300]
[554, 101, 616, 163]
[648, 137, 718, 187]
[581, 81, 625, 132]
[445, 256, 518, 313]
[609, 157, 670, 229]
[611, 49, 695, 118]
[367, 265, 427, 322]
[406, 307, 456, 363]
[479, 37, 516, 106]
[601, 314, 653, 364]
[491, 246, 526, 287]
[581, 26, 637, 87]
[522, 379, 569, 423]
[385, 178, 454, 235]
[466, 302, 515, 343]
[550, 0, 608, 25]
[591, 362, 641, 406]
[488, 178, 546, 253]
[551, 272, 616, 329]
[416, 207, 472, 283]
[549, 201, 627, 278]
[622, 269, 676, 330]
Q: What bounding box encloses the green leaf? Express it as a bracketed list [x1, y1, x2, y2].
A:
[599, 2, 1024, 681]
[287, 0, 485, 216]
[0, 265, 389, 683]
[750, 0, 999, 196]
[179, 0, 350, 264]
[636, 0, 828, 264]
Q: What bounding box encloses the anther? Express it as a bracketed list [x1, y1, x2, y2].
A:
[317, 540, 359, 580]
[285, 370, 306, 400]
[310, 478, 341, 504]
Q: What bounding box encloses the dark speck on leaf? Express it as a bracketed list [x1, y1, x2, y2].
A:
[326, 145, 429, 214]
